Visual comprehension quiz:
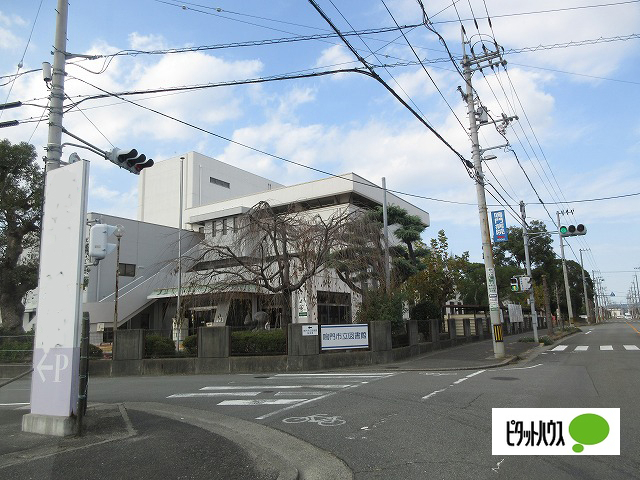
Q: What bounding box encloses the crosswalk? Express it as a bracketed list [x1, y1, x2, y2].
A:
[167, 372, 395, 409]
[546, 345, 639, 353]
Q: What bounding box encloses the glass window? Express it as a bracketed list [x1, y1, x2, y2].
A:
[118, 263, 136, 277]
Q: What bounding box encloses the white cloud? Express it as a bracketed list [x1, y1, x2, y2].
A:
[314, 44, 357, 72]
[128, 32, 167, 51]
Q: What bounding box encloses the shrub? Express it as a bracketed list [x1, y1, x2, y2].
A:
[231, 329, 286, 355]
[0, 339, 33, 362]
[88, 343, 104, 358]
[183, 335, 197, 355]
[145, 334, 176, 358]
[356, 290, 404, 333]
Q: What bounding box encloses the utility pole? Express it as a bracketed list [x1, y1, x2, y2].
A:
[520, 201, 539, 342]
[542, 275, 553, 336]
[45, 0, 69, 172]
[461, 32, 514, 359]
[382, 177, 390, 293]
[113, 231, 122, 358]
[579, 249, 591, 324]
[557, 211, 574, 326]
[554, 282, 564, 329]
[592, 271, 600, 323]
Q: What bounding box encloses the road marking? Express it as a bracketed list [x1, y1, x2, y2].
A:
[550, 345, 568, 351]
[270, 373, 393, 378]
[625, 322, 640, 334]
[275, 391, 327, 396]
[600, 345, 614, 351]
[421, 389, 446, 400]
[574, 346, 589, 351]
[504, 363, 542, 370]
[219, 399, 305, 406]
[584, 331, 593, 335]
[0, 402, 30, 406]
[623, 345, 639, 351]
[200, 385, 350, 390]
[423, 370, 485, 399]
[167, 392, 261, 398]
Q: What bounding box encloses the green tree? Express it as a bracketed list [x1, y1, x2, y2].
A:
[493, 220, 555, 269]
[0, 140, 43, 332]
[368, 205, 428, 281]
[404, 230, 468, 314]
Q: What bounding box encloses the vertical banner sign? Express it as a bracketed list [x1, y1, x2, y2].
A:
[491, 210, 508, 243]
[28, 160, 89, 418]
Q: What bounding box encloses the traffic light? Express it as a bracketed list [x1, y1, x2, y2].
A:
[559, 224, 587, 237]
[107, 148, 154, 174]
[510, 277, 520, 292]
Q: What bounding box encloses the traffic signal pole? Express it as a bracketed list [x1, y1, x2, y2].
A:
[462, 35, 504, 358]
[557, 211, 575, 325]
[520, 202, 539, 342]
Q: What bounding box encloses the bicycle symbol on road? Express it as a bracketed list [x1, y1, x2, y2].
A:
[283, 413, 346, 427]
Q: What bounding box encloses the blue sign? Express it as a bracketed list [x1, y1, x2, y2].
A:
[491, 210, 508, 243]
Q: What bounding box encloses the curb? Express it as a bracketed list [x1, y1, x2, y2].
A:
[382, 355, 518, 372]
[124, 402, 352, 480]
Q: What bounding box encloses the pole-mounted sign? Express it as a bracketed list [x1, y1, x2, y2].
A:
[491, 210, 508, 243]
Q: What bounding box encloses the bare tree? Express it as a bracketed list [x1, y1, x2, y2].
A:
[187, 201, 359, 326]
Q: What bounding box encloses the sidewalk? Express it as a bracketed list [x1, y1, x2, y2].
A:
[384, 331, 545, 371]
[0, 401, 352, 480]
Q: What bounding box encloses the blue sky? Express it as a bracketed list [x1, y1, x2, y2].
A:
[1, 0, 639, 304]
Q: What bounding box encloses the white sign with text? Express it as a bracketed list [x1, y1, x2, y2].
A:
[320, 324, 369, 350]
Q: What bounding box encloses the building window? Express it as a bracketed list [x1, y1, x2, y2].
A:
[118, 263, 136, 277]
[211, 220, 217, 236]
[317, 291, 351, 325]
[210, 177, 230, 188]
[222, 218, 228, 235]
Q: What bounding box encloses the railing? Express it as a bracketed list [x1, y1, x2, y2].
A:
[0, 333, 34, 363]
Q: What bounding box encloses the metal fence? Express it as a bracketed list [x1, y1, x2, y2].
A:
[0, 333, 34, 363]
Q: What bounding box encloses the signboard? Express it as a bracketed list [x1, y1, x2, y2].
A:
[320, 324, 369, 351]
[297, 290, 308, 317]
[491, 210, 508, 243]
[508, 303, 524, 323]
[302, 324, 318, 336]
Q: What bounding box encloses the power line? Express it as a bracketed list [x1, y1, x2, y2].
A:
[431, 0, 640, 24]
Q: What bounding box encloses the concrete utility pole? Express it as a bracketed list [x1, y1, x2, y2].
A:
[542, 275, 554, 336]
[462, 34, 508, 359]
[579, 249, 591, 324]
[554, 282, 564, 329]
[557, 211, 574, 326]
[520, 201, 539, 342]
[45, 0, 68, 172]
[592, 271, 600, 323]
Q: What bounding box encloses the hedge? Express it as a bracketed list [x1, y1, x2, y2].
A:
[231, 329, 286, 355]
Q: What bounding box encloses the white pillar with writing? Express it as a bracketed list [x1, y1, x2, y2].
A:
[24, 159, 89, 432]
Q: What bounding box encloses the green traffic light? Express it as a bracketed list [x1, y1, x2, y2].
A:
[560, 226, 568, 234]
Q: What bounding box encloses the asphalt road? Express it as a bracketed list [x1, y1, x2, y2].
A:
[2, 321, 639, 479]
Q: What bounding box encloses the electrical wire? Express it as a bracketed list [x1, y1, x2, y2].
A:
[431, 0, 640, 24]
[0, 0, 44, 122]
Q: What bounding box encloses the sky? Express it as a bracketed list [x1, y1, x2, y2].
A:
[1, 0, 639, 306]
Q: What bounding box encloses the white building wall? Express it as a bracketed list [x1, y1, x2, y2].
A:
[137, 151, 283, 229]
